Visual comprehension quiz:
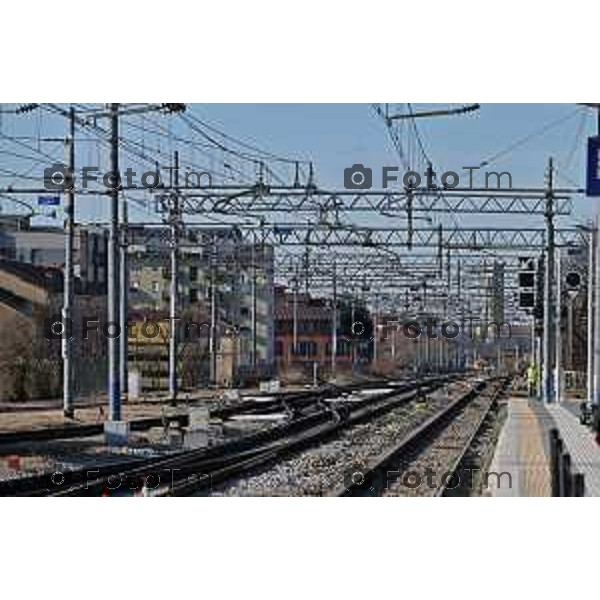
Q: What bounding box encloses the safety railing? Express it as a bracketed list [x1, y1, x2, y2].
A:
[549, 428, 585, 497]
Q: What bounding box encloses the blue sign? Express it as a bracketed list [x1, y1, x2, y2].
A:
[587, 136, 600, 196]
[38, 196, 61, 206]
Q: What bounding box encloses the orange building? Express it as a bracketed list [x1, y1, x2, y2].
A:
[274, 286, 354, 377]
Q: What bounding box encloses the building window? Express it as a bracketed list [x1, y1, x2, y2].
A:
[152, 281, 160, 293]
[294, 341, 317, 357]
[189, 288, 198, 304]
[190, 266, 198, 282]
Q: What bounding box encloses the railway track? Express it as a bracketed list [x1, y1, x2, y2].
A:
[337, 377, 509, 497]
[0, 377, 411, 449]
[209, 378, 480, 496]
[0, 375, 455, 496]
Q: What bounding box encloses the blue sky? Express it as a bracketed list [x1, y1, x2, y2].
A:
[0, 103, 597, 226]
[197, 103, 592, 188]
[181, 103, 598, 228]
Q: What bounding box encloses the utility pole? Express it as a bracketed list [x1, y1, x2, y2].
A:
[350, 296, 356, 375]
[457, 259, 465, 370]
[62, 106, 75, 418]
[438, 331, 443, 372]
[251, 249, 258, 369]
[542, 158, 556, 403]
[119, 178, 128, 402]
[594, 212, 600, 404]
[587, 225, 595, 405]
[210, 234, 218, 386]
[373, 297, 379, 369]
[423, 280, 430, 370]
[108, 103, 121, 421]
[530, 311, 536, 366]
[566, 293, 574, 369]
[331, 256, 337, 380]
[232, 242, 241, 380]
[292, 265, 299, 356]
[555, 247, 562, 402]
[168, 151, 180, 403]
[593, 106, 600, 405]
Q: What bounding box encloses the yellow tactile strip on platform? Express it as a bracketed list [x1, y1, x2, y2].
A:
[487, 398, 551, 497]
[517, 400, 551, 497]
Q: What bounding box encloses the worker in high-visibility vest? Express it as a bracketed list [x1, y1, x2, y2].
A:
[526, 362, 539, 397]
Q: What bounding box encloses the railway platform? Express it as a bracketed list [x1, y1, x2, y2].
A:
[487, 396, 600, 497]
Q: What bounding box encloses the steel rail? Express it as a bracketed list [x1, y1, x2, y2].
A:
[435, 378, 509, 496]
[332, 378, 503, 496]
[41, 376, 454, 497]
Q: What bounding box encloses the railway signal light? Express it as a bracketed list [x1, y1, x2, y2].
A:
[565, 271, 581, 291]
[518, 272, 535, 288]
[518, 255, 536, 310]
[561, 247, 586, 299]
[519, 291, 535, 309]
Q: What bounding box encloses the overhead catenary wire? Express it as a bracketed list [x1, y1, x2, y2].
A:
[468, 107, 584, 170]
[181, 109, 312, 166]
